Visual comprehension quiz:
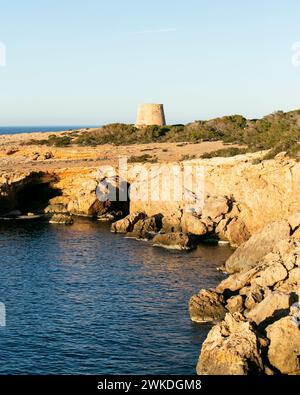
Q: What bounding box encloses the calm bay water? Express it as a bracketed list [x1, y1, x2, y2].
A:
[0, 219, 231, 375]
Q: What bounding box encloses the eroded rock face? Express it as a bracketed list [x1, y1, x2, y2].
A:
[197, 313, 263, 375]
[201, 196, 230, 222]
[266, 316, 300, 374]
[246, 292, 291, 326]
[111, 212, 146, 233]
[181, 212, 207, 236]
[225, 220, 291, 274]
[189, 290, 227, 324]
[126, 214, 163, 239]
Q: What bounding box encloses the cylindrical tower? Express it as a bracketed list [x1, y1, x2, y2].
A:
[135, 104, 166, 128]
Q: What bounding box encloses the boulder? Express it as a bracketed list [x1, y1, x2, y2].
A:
[111, 212, 146, 233]
[225, 220, 291, 274]
[247, 291, 291, 326]
[152, 232, 197, 250]
[266, 316, 300, 374]
[189, 289, 227, 323]
[45, 203, 68, 213]
[126, 214, 163, 239]
[201, 196, 230, 222]
[49, 213, 73, 225]
[215, 218, 229, 240]
[216, 267, 259, 293]
[226, 295, 244, 314]
[161, 211, 183, 233]
[181, 212, 207, 236]
[197, 313, 263, 375]
[253, 261, 288, 288]
[224, 217, 251, 247]
[243, 286, 267, 310]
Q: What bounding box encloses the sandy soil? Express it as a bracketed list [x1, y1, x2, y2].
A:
[0, 128, 236, 173]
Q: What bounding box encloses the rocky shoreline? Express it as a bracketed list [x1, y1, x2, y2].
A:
[0, 147, 300, 375]
[190, 218, 300, 375]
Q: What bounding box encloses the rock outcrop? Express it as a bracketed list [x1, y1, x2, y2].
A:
[49, 213, 73, 225]
[152, 232, 197, 250]
[111, 212, 146, 233]
[197, 313, 263, 375]
[189, 289, 227, 323]
[192, 222, 300, 375]
[225, 220, 291, 273]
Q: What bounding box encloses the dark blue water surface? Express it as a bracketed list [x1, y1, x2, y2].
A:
[0, 219, 231, 374]
[0, 126, 96, 135]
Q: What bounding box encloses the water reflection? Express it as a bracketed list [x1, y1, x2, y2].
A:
[0, 219, 232, 374]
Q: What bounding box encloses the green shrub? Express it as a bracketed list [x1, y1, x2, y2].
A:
[201, 147, 248, 159]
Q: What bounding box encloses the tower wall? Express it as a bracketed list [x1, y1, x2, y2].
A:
[135, 104, 166, 127]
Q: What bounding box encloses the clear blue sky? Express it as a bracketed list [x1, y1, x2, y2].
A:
[0, 0, 299, 126]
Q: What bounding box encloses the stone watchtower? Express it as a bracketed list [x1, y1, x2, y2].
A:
[135, 104, 166, 128]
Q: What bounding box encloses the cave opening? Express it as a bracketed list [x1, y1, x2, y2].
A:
[16, 182, 62, 214]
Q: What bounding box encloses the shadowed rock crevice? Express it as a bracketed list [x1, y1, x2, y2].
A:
[16, 182, 62, 214]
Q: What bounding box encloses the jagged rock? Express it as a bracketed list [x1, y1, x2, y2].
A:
[197, 313, 263, 375]
[111, 212, 146, 233]
[181, 212, 207, 236]
[253, 261, 288, 288]
[266, 316, 300, 374]
[226, 295, 244, 314]
[226, 203, 241, 220]
[215, 218, 229, 240]
[161, 210, 183, 233]
[292, 227, 300, 239]
[246, 291, 291, 325]
[242, 286, 267, 310]
[216, 267, 259, 293]
[189, 289, 227, 323]
[201, 196, 230, 222]
[225, 220, 291, 274]
[224, 217, 251, 247]
[49, 213, 73, 224]
[200, 216, 214, 232]
[45, 203, 68, 213]
[288, 212, 300, 231]
[126, 214, 163, 239]
[97, 212, 120, 222]
[66, 179, 106, 216]
[152, 232, 197, 250]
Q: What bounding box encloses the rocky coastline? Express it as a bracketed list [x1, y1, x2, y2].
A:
[0, 139, 300, 375]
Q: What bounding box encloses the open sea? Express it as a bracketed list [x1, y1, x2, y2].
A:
[0, 126, 96, 135]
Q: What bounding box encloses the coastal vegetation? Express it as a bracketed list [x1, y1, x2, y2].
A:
[23, 109, 300, 160]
